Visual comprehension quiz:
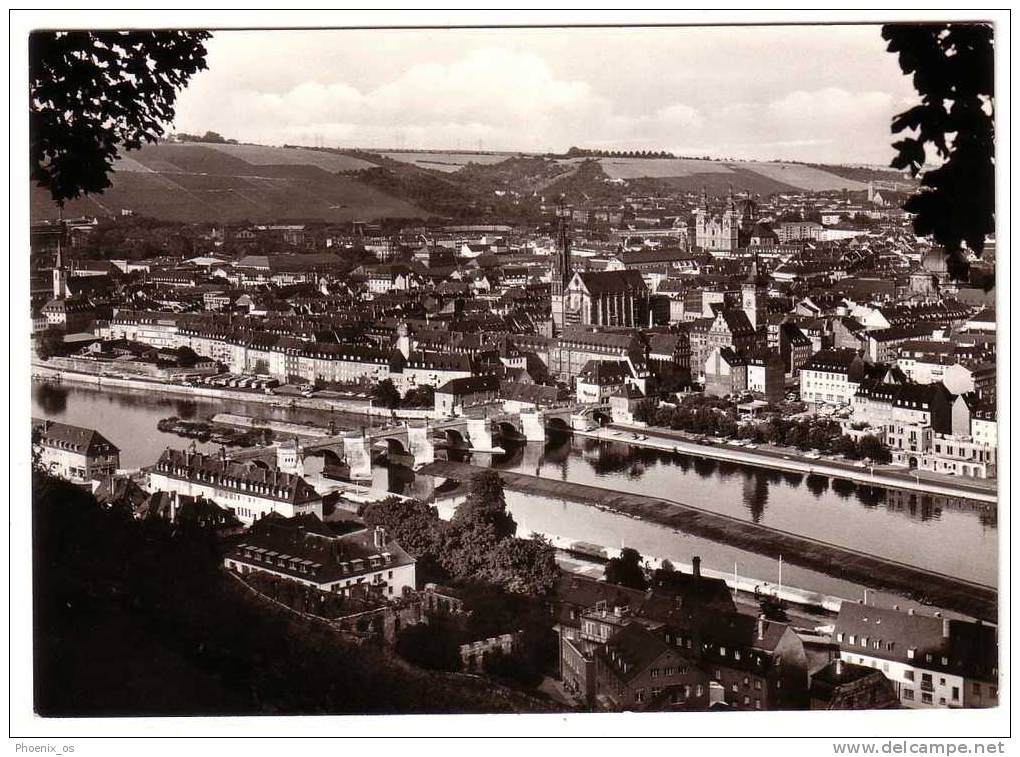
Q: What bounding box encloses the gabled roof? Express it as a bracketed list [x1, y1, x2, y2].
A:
[834, 602, 996, 682]
[575, 269, 649, 295]
[227, 514, 414, 586]
[33, 419, 119, 456]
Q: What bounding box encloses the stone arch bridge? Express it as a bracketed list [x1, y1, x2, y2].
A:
[296, 405, 602, 482]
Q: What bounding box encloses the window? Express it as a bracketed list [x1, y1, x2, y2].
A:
[922, 693, 933, 704]
[952, 687, 959, 701]
[635, 689, 644, 703]
[903, 689, 914, 700]
[907, 648, 915, 660]
[972, 683, 981, 696]
[650, 668, 659, 678]
[836, 633, 844, 642]
[849, 635, 856, 645]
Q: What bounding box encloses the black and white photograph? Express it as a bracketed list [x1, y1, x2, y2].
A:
[9, 9, 1010, 748]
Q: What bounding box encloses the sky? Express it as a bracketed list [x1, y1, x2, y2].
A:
[171, 24, 920, 166]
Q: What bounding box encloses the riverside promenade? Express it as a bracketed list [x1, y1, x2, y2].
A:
[582, 422, 997, 504]
[31, 362, 437, 420]
[418, 460, 997, 622]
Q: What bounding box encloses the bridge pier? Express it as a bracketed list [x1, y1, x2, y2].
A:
[406, 421, 435, 468]
[571, 413, 596, 431]
[342, 431, 373, 482]
[519, 410, 546, 442]
[466, 417, 495, 451]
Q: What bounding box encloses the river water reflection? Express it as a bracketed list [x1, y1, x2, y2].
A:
[33, 381, 997, 592]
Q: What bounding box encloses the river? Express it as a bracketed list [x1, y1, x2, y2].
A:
[32, 380, 998, 599]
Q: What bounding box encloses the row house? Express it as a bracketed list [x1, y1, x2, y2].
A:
[834, 602, 997, 709]
[688, 309, 758, 383]
[225, 516, 416, 599]
[799, 349, 866, 406]
[33, 419, 120, 484]
[150, 448, 322, 526]
[863, 324, 938, 363]
[548, 327, 648, 384]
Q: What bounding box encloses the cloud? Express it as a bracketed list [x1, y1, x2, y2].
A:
[172, 39, 913, 164]
[176, 47, 614, 151]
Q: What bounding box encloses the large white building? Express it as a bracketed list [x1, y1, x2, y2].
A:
[224, 515, 416, 599]
[834, 603, 997, 709]
[149, 448, 322, 526]
[33, 419, 120, 484]
[799, 349, 865, 406]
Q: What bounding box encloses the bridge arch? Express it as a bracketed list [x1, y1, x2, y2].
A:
[592, 408, 612, 426]
[494, 420, 525, 440]
[385, 437, 408, 455]
[546, 416, 571, 432]
[444, 428, 468, 447]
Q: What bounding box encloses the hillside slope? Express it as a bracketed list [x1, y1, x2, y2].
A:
[30, 143, 431, 223]
[380, 150, 908, 193]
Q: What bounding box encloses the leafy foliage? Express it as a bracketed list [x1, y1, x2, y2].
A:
[362, 472, 557, 596]
[30, 30, 211, 205]
[882, 23, 994, 280]
[604, 546, 648, 590]
[452, 469, 517, 542]
[32, 470, 543, 715]
[34, 328, 65, 361]
[371, 378, 402, 409]
[394, 622, 463, 672]
[476, 535, 561, 596]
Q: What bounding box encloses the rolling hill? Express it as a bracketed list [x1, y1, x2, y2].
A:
[379, 150, 907, 193]
[30, 142, 912, 225]
[30, 143, 431, 223]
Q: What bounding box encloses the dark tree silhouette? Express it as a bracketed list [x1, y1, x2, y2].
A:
[604, 547, 648, 590]
[30, 30, 211, 205]
[882, 23, 994, 280]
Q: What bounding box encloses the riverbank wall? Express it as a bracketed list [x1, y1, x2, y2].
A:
[419, 460, 997, 622]
[31, 362, 438, 420]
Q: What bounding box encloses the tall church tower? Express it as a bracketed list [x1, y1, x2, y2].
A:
[52, 235, 66, 299]
[550, 215, 572, 335]
[741, 252, 767, 338]
[693, 187, 708, 250]
[721, 186, 739, 253]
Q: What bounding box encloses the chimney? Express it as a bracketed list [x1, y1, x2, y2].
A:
[943, 618, 951, 638]
[907, 608, 915, 616]
[757, 613, 765, 640]
[373, 526, 386, 549]
[692, 556, 701, 577]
